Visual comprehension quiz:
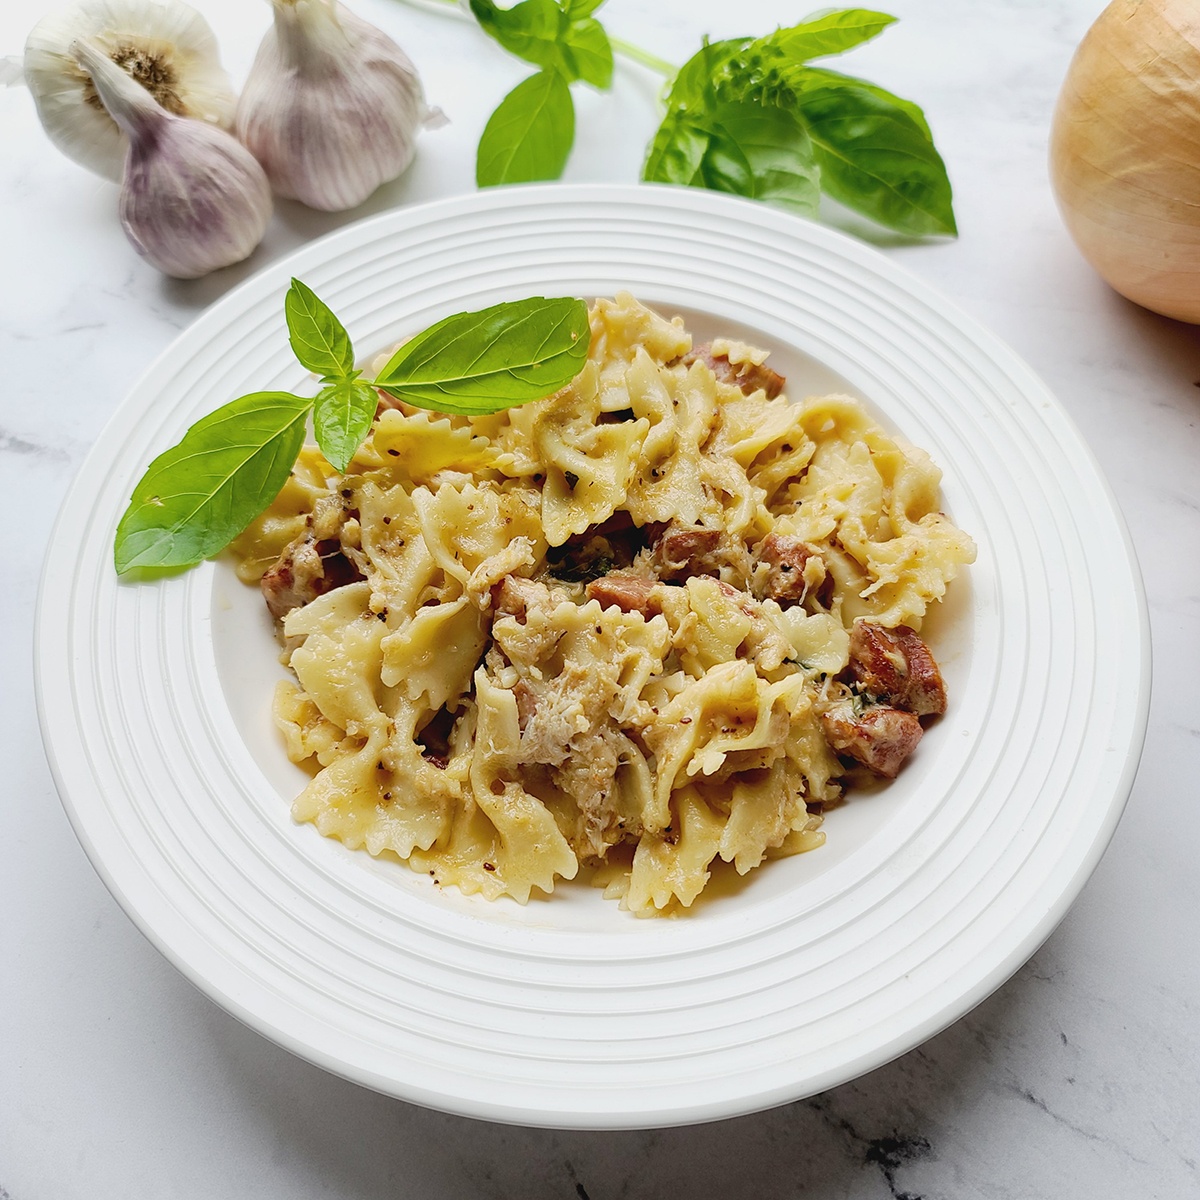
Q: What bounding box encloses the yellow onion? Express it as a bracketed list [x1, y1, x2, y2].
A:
[1049, 0, 1200, 323]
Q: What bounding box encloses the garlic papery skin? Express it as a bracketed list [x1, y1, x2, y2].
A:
[10, 0, 237, 184]
[73, 37, 271, 280]
[1049, 0, 1200, 324]
[236, 0, 442, 213]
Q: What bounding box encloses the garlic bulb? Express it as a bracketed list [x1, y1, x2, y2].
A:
[73, 37, 271, 279]
[236, 0, 443, 212]
[1049, 0, 1200, 324]
[8, 0, 236, 184]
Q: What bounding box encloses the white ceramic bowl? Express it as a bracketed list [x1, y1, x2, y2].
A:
[36, 184, 1149, 1129]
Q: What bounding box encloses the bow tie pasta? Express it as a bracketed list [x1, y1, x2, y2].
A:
[231, 294, 975, 916]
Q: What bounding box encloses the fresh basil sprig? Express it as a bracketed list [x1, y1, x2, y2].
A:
[647, 11, 957, 236]
[284, 278, 377, 474]
[415, 0, 955, 237]
[113, 282, 590, 576]
[470, 0, 611, 185]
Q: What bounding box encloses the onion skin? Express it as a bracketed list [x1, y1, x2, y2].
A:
[1049, 0, 1200, 324]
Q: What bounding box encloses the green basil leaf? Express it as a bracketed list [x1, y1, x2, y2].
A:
[114, 391, 312, 575]
[791, 65, 931, 136]
[694, 100, 821, 214]
[375, 296, 589, 414]
[661, 13, 894, 120]
[643, 111, 709, 185]
[693, 15, 897, 113]
[645, 100, 820, 215]
[470, 0, 562, 69]
[563, 0, 605, 17]
[762, 9, 896, 63]
[476, 69, 575, 186]
[285, 278, 355, 380]
[558, 15, 612, 89]
[661, 37, 751, 115]
[788, 76, 956, 235]
[469, 0, 611, 87]
[313, 377, 379, 473]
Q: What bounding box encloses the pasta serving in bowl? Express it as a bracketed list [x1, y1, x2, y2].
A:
[38, 184, 1146, 1124]
[229, 293, 975, 916]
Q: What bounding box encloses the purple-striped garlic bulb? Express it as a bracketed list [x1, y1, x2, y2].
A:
[236, 0, 444, 213]
[73, 36, 272, 279]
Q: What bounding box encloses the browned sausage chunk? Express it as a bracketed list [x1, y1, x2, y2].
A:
[848, 622, 947, 716]
[820, 700, 924, 778]
[756, 533, 817, 604]
[654, 523, 722, 578]
[585, 573, 662, 617]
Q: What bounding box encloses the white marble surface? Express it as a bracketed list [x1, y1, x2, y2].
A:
[3, 0, 1198, 1195]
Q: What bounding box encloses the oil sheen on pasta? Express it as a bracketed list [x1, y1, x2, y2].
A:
[231, 294, 975, 916]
